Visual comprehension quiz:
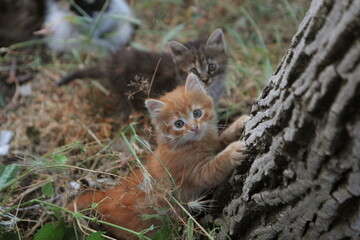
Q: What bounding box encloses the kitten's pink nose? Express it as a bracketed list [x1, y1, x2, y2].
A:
[190, 125, 199, 133]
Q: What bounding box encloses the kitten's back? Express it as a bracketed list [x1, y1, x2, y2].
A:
[106, 48, 177, 110]
[58, 48, 177, 117]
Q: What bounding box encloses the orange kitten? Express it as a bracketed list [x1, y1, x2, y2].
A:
[68, 74, 249, 239]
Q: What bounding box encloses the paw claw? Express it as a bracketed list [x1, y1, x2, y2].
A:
[227, 141, 246, 165]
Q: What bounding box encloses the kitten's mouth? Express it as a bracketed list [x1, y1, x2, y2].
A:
[202, 78, 211, 85]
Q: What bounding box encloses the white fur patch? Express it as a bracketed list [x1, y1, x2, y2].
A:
[44, 0, 134, 53]
[44, 0, 78, 52]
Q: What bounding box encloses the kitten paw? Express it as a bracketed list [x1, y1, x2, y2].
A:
[233, 115, 251, 138]
[227, 141, 246, 165]
[220, 115, 251, 147]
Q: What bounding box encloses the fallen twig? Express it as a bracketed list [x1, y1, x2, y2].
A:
[24, 212, 48, 239]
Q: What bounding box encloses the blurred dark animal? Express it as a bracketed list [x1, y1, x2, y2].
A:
[0, 0, 45, 47]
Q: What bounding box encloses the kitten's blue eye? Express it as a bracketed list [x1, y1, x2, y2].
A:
[191, 68, 199, 75]
[174, 120, 184, 128]
[208, 63, 217, 72]
[193, 109, 202, 118]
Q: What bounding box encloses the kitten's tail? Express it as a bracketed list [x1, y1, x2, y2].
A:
[67, 190, 107, 212]
[57, 66, 106, 86]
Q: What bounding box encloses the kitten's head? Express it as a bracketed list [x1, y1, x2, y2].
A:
[145, 74, 217, 146]
[168, 28, 227, 87]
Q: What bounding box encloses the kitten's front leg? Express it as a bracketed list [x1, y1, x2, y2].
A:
[192, 141, 246, 189]
[220, 115, 250, 148]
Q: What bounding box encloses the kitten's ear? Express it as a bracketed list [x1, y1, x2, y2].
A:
[206, 28, 226, 52]
[185, 73, 206, 94]
[145, 99, 165, 119]
[168, 41, 189, 62]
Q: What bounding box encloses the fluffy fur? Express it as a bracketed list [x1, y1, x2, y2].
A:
[58, 29, 228, 119]
[44, 0, 134, 52]
[68, 74, 249, 239]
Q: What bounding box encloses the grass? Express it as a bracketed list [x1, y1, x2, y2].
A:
[0, 0, 310, 239]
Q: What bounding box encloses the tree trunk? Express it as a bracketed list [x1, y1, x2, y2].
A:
[211, 0, 360, 239]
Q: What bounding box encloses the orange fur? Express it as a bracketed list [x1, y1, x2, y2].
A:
[68, 74, 248, 239]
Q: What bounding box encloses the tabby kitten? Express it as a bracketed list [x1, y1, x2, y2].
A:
[168, 28, 227, 103]
[68, 74, 249, 239]
[58, 29, 227, 119]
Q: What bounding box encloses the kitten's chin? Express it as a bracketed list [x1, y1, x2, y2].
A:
[192, 130, 206, 141]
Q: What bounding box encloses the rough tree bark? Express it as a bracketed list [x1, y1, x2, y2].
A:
[210, 0, 360, 239]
